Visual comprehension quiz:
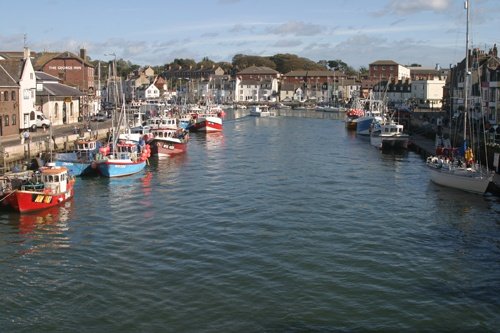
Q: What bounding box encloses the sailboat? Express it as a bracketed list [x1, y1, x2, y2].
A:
[426, 0, 494, 194]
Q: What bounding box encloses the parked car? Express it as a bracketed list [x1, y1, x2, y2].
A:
[92, 112, 107, 122]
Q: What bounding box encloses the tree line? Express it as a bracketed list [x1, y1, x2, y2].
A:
[90, 53, 369, 80]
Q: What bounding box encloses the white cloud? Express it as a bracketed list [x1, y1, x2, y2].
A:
[384, 0, 452, 15]
[267, 21, 324, 36]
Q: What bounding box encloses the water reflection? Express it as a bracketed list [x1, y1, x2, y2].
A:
[191, 131, 225, 150]
[18, 201, 73, 234]
[14, 201, 73, 255]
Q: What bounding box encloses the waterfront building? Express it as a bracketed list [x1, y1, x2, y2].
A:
[369, 60, 411, 81]
[280, 70, 357, 105]
[234, 66, 280, 103]
[447, 46, 500, 125]
[35, 71, 84, 127]
[33, 49, 95, 121]
[0, 48, 36, 137]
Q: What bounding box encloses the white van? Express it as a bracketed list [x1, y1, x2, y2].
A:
[22, 111, 51, 131]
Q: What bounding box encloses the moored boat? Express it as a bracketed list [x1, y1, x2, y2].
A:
[354, 98, 385, 136]
[147, 128, 189, 158]
[3, 164, 75, 213]
[53, 138, 106, 176]
[425, 0, 494, 194]
[370, 119, 409, 150]
[345, 108, 364, 130]
[95, 141, 150, 178]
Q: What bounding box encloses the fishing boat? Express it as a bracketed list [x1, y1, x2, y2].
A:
[345, 108, 364, 130]
[178, 113, 193, 129]
[370, 117, 409, 150]
[95, 140, 150, 178]
[53, 138, 106, 176]
[3, 163, 75, 213]
[354, 96, 386, 136]
[426, 0, 494, 194]
[95, 99, 151, 178]
[147, 128, 189, 158]
[187, 105, 224, 133]
[249, 105, 271, 117]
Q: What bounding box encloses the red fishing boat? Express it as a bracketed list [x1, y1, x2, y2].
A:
[345, 108, 364, 130]
[147, 128, 189, 158]
[4, 164, 75, 213]
[187, 106, 224, 133]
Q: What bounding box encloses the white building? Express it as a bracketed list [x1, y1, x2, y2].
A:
[136, 82, 160, 100]
[234, 66, 280, 103]
[411, 77, 446, 109]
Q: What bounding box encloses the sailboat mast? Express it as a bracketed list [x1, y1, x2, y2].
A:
[463, 0, 470, 147]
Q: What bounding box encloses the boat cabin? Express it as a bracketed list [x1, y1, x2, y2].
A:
[151, 128, 177, 139]
[146, 117, 177, 129]
[115, 142, 139, 160]
[40, 164, 69, 194]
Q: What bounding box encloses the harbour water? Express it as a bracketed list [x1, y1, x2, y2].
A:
[1, 116, 499, 332]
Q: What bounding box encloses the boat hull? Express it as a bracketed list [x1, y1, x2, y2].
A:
[96, 160, 147, 178]
[149, 139, 187, 157]
[427, 165, 492, 194]
[188, 117, 222, 132]
[5, 179, 75, 213]
[355, 117, 379, 136]
[54, 159, 98, 177]
[345, 119, 357, 130]
[370, 134, 409, 150]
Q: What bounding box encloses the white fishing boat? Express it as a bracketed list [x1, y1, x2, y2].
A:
[370, 118, 409, 150]
[249, 105, 271, 117]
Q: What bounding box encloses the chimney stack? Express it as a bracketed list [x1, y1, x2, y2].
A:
[80, 48, 87, 61]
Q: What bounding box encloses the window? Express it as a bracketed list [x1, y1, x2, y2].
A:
[4, 115, 8, 126]
[23, 89, 30, 99]
[12, 114, 16, 125]
[55, 103, 59, 118]
[4, 91, 8, 101]
[70, 102, 74, 116]
[11, 91, 15, 101]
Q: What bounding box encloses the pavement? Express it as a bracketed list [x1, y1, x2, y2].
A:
[1, 121, 112, 148]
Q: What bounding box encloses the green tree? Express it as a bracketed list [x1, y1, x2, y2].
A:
[232, 54, 276, 71]
[270, 54, 324, 73]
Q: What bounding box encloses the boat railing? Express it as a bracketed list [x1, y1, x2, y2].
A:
[21, 183, 44, 191]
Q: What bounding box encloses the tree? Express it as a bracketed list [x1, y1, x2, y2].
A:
[232, 54, 276, 71]
[198, 57, 216, 69]
[170, 58, 197, 69]
[270, 54, 324, 73]
[358, 66, 369, 76]
[327, 59, 357, 75]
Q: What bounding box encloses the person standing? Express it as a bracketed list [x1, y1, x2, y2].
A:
[23, 130, 30, 144]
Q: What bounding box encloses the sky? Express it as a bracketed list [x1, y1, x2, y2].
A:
[1, 0, 499, 70]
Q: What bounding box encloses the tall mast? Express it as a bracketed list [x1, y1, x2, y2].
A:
[463, 0, 469, 147]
